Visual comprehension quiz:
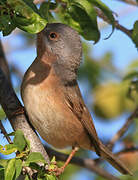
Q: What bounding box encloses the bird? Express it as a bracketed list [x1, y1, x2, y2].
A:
[21, 23, 131, 175]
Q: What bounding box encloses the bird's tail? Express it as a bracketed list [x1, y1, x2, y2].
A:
[98, 142, 132, 176]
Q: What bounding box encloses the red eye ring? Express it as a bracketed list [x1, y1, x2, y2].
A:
[49, 32, 59, 40]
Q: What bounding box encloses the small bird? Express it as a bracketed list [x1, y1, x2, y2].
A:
[21, 23, 131, 175]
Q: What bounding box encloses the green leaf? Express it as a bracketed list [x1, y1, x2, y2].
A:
[5, 159, 16, 180]
[15, 159, 22, 179]
[123, 71, 138, 80]
[45, 174, 57, 180]
[0, 15, 16, 36]
[0, 168, 4, 180]
[7, 0, 47, 34]
[24, 152, 46, 166]
[0, 144, 17, 155]
[88, 0, 115, 29]
[0, 108, 5, 119]
[39, 2, 55, 22]
[68, 0, 100, 42]
[29, 162, 41, 171]
[0, 159, 9, 168]
[132, 20, 138, 48]
[13, 130, 27, 152]
[25, 175, 30, 180]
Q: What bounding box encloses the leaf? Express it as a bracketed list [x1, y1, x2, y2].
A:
[0, 144, 17, 155]
[132, 21, 138, 48]
[5, 159, 16, 180]
[0, 15, 16, 36]
[39, 2, 56, 21]
[25, 175, 30, 180]
[24, 152, 46, 166]
[0, 108, 5, 119]
[0, 168, 4, 180]
[29, 162, 41, 171]
[88, 0, 115, 30]
[68, 0, 100, 42]
[123, 71, 138, 81]
[0, 159, 9, 168]
[7, 0, 47, 34]
[13, 130, 27, 152]
[45, 174, 57, 180]
[14, 159, 22, 179]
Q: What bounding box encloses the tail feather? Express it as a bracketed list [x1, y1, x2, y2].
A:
[99, 142, 132, 175]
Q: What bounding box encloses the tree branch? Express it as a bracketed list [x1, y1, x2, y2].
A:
[108, 108, 138, 149]
[0, 41, 50, 163]
[115, 0, 138, 6]
[95, 8, 132, 38]
[0, 120, 12, 144]
[0, 40, 11, 84]
[45, 146, 120, 180]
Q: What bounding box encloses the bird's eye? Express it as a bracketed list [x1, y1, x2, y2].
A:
[49, 32, 59, 40]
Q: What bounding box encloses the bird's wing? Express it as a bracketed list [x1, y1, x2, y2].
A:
[64, 80, 100, 156]
[63, 81, 132, 175]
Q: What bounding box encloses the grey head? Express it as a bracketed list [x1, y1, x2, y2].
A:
[41, 23, 82, 83]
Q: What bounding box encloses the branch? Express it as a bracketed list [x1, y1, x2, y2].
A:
[0, 120, 12, 144]
[95, 8, 132, 38]
[45, 146, 120, 180]
[0, 42, 50, 163]
[115, 0, 138, 6]
[0, 40, 11, 84]
[33, 0, 45, 4]
[108, 108, 138, 149]
[117, 147, 138, 155]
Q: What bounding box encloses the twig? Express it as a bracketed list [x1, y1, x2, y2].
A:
[95, 8, 132, 38]
[115, 0, 138, 6]
[114, 21, 132, 38]
[0, 120, 12, 144]
[33, 0, 45, 4]
[117, 147, 138, 155]
[45, 146, 120, 180]
[108, 108, 138, 149]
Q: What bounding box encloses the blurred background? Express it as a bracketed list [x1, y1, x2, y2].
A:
[0, 0, 138, 179]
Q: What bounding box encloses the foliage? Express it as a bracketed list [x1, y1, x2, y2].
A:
[0, 130, 58, 180]
[0, 0, 137, 46]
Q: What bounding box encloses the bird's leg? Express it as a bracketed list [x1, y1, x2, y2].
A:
[50, 146, 79, 176]
[61, 146, 79, 170]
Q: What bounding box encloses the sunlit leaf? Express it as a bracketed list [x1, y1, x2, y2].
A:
[15, 159, 22, 179]
[24, 152, 46, 166]
[0, 144, 17, 155]
[5, 158, 16, 180]
[13, 130, 27, 152]
[7, 0, 47, 33]
[0, 159, 9, 168]
[0, 108, 5, 119]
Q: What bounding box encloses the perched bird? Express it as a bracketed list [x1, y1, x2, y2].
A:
[21, 23, 131, 175]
